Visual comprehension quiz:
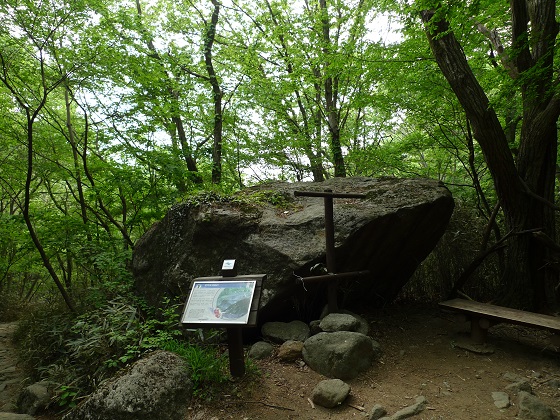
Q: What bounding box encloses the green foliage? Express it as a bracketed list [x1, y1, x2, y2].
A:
[160, 339, 229, 397]
[182, 188, 297, 212]
[13, 294, 240, 407]
[240, 190, 298, 210]
[58, 385, 78, 409]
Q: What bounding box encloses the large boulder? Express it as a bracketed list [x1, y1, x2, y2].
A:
[132, 177, 453, 321]
[302, 331, 381, 379]
[62, 351, 192, 420]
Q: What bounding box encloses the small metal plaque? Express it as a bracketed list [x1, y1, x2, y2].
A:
[222, 259, 236, 270]
[221, 259, 237, 276]
[181, 280, 256, 325]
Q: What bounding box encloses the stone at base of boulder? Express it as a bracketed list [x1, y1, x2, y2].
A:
[379, 396, 427, 420]
[505, 380, 533, 396]
[492, 391, 510, 409]
[309, 320, 322, 336]
[261, 321, 309, 343]
[62, 351, 192, 420]
[17, 381, 54, 415]
[318, 309, 369, 336]
[311, 379, 350, 409]
[517, 391, 555, 420]
[319, 313, 361, 333]
[248, 341, 274, 360]
[453, 338, 494, 355]
[367, 404, 387, 420]
[277, 340, 303, 362]
[303, 331, 381, 379]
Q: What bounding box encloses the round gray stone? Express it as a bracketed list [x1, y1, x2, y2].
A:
[303, 331, 381, 379]
[277, 340, 304, 362]
[261, 320, 309, 343]
[248, 341, 274, 360]
[311, 379, 350, 408]
[319, 313, 361, 332]
[517, 391, 555, 420]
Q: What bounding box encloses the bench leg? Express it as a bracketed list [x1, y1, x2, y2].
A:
[470, 317, 489, 344]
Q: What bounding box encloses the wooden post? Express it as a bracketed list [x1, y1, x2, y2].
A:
[470, 317, 489, 344]
[226, 327, 245, 377]
[293, 190, 367, 315]
[323, 190, 338, 313]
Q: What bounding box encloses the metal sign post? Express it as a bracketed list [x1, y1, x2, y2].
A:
[294, 189, 369, 313]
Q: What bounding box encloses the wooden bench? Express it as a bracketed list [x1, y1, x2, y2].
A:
[439, 298, 560, 344]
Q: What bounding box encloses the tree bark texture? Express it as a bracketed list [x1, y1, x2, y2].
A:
[319, 0, 346, 178]
[421, 3, 560, 310]
[206, 0, 223, 185]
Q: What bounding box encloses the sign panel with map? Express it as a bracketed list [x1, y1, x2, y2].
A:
[181, 280, 257, 325]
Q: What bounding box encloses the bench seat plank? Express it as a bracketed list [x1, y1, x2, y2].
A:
[439, 298, 560, 333]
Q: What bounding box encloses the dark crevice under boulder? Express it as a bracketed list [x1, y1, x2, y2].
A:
[132, 177, 454, 323]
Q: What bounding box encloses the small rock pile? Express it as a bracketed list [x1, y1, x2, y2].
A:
[251, 311, 382, 410]
[491, 371, 557, 420]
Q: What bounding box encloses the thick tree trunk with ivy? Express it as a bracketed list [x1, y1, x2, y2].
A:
[421, 2, 560, 310]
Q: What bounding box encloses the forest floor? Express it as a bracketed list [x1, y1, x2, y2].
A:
[190, 303, 560, 419]
[2, 303, 560, 419]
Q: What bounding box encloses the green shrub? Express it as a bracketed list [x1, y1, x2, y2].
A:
[161, 339, 229, 397]
[0, 291, 28, 322]
[13, 294, 243, 408]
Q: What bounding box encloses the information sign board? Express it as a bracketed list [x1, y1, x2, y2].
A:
[181, 280, 256, 325]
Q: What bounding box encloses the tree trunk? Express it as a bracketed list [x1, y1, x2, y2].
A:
[264, 0, 325, 182]
[420, 4, 560, 310]
[319, 0, 346, 177]
[23, 116, 76, 312]
[206, 0, 223, 185]
[135, 0, 201, 187]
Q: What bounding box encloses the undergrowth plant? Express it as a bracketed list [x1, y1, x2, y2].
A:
[161, 339, 229, 397]
[13, 293, 242, 408]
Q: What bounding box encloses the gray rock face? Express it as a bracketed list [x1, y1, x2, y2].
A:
[503, 371, 525, 382]
[302, 331, 381, 379]
[382, 396, 427, 420]
[132, 177, 453, 321]
[517, 391, 555, 420]
[277, 340, 304, 362]
[261, 321, 309, 343]
[367, 404, 388, 420]
[17, 382, 53, 415]
[492, 391, 510, 409]
[546, 379, 560, 390]
[62, 351, 192, 420]
[506, 380, 533, 395]
[248, 341, 274, 360]
[319, 313, 361, 332]
[311, 379, 351, 408]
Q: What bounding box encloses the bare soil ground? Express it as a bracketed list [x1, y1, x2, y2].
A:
[190, 303, 560, 419]
[0, 322, 26, 413]
[3, 303, 560, 419]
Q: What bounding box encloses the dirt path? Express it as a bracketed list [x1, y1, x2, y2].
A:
[0, 322, 26, 413]
[191, 304, 560, 419]
[3, 305, 560, 419]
